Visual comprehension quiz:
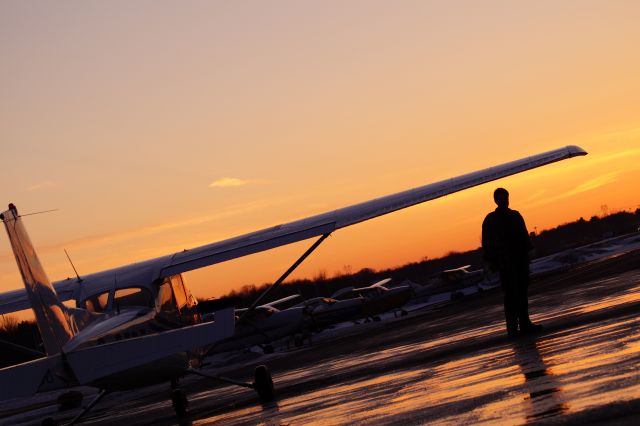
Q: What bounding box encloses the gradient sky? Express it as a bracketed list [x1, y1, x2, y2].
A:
[1, 1, 640, 303]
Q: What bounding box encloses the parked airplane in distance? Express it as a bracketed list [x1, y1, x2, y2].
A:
[0, 145, 586, 425]
[206, 295, 308, 354]
[410, 265, 490, 300]
[332, 278, 412, 321]
[295, 295, 364, 330]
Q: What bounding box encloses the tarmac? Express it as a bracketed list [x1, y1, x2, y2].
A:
[3, 249, 640, 425]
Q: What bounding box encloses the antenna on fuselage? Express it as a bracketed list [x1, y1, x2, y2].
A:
[19, 208, 59, 217]
[64, 249, 83, 283]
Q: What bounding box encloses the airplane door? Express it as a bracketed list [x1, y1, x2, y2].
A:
[170, 275, 198, 325]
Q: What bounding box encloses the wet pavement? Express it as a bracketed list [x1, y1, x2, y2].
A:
[189, 273, 640, 425]
[4, 252, 640, 425]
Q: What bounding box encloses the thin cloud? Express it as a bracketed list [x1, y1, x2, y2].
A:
[0, 198, 288, 265]
[566, 171, 622, 196]
[587, 147, 640, 166]
[521, 188, 548, 205]
[26, 181, 57, 192]
[527, 171, 622, 208]
[209, 177, 250, 188]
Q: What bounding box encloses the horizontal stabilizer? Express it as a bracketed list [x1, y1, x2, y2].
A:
[66, 308, 235, 384]
[0, 280, 78, 315]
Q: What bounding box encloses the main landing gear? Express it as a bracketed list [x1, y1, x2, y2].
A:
[171, 379, 189, 417]
[183, 364, 275, 415]
[253, 365, 275, 402]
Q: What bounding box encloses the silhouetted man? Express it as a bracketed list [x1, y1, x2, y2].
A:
[482, 188, 543, 338]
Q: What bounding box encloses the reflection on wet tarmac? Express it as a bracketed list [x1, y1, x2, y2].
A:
[512, 339, 568, 421]
[193, 272, 639, 425]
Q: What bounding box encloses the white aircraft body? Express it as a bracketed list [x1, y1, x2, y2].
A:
[332, 278, 412, 321]
[210, 295, 308, 354]
[295, 296, 365, 329]
[0, 145, 586, 425]
[411, 265, 489, 299]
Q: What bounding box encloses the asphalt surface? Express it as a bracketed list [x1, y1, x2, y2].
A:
[5, 249, 640, 425]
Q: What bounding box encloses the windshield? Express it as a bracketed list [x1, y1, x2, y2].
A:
[82, 291, 110, 313]
[114, 287, 153, 308]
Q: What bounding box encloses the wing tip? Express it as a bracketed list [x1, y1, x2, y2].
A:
[566, 145, 588, 156]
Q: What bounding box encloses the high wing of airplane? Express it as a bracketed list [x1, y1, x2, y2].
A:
[0, 145, 586, 425]
[247, 294, 302, 311]
[0, 145, 586, 315]
[215, 294, 306, 354]
[352, 278, 393, 292]
[223, 294, 302, 318]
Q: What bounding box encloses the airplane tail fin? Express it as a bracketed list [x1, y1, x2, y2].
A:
[0, 204, 75, 355]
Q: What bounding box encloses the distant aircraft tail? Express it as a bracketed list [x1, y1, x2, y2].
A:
[0, 204, 75, 355]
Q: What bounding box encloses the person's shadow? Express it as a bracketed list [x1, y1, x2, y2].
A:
[511, 336, 569, 421]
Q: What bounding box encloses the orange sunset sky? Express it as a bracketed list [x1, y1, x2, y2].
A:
[1, 1, 639, 302]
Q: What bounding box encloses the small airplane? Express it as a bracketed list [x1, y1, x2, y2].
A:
[207, 294, 308, 354]
[332, 278, 412, 321]
[0, 145, 586, 425]
[411, 264, 489, 300]
[294, 295, 365, 330]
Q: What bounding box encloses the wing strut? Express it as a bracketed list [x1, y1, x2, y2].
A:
[238, 233, 331, 324]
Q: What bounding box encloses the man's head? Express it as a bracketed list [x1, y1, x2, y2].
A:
[493, 187, 509, 208]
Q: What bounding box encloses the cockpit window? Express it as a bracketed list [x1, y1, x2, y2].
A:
[83, 291, 110, 313]
[114, 287, 153, 308]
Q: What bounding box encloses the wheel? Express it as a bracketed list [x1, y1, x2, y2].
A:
[171, 389, 188, 417]
[253, 365, 275, 402]
[41, 418, 57, 426]
[263, 344, 275, 354]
